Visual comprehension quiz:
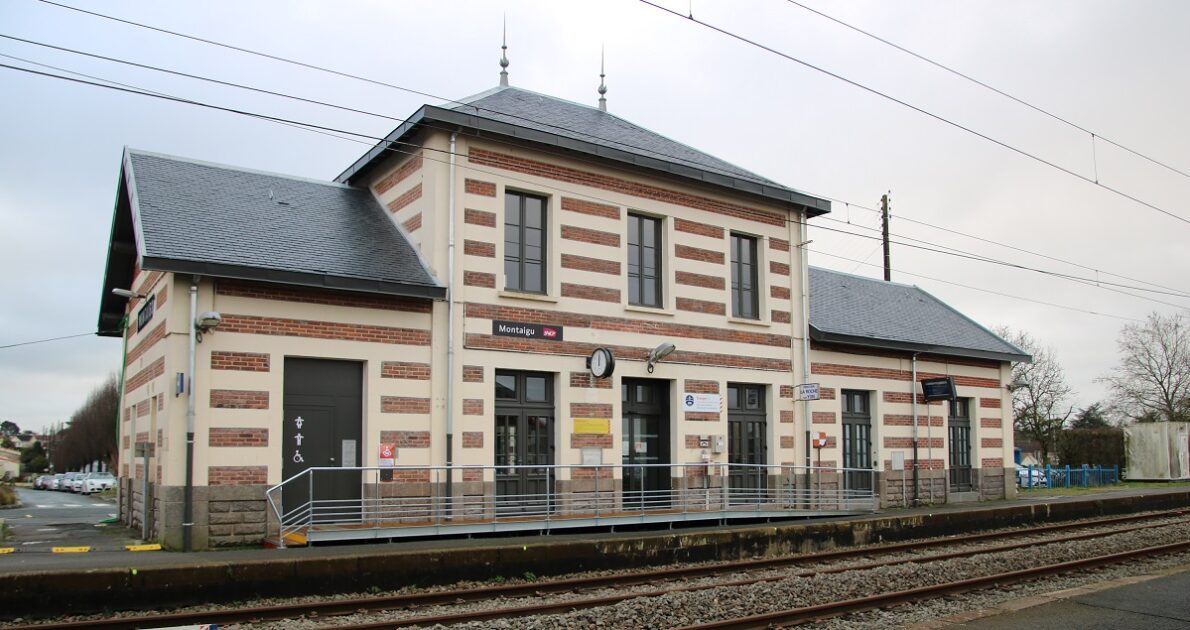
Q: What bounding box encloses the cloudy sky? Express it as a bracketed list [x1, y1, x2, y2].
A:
[1, 0, 1187, 434]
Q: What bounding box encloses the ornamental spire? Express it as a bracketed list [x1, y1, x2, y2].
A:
[597, 45, 607, 111]
[499, 17, 510, 87]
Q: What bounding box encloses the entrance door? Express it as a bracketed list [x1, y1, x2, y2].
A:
[949, 398, 973, 491]
[622, 379, 670, 509]
[282, 358, 363, 523]
[494, 371, 554, 514]
[841, 390, 873, 492]
[728, 383, 767, 502]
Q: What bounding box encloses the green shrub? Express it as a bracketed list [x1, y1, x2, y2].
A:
[0, 486, 16, 506]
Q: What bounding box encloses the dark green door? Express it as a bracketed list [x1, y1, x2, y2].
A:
[494, 371, 554, 514]
[728, 383, 767, 502]
[622, 379, 670, 509]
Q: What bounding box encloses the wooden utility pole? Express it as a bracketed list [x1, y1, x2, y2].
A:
[881, 193, 891, 281]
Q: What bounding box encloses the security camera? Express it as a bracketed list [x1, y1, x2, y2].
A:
[646, 342, 676, 373]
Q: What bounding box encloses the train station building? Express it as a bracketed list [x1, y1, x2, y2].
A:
[98, 80, 1028, 549]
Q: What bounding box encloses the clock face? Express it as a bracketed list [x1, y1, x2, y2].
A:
[590, 348, 614, 379]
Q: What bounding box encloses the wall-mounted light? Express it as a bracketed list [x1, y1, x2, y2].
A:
[1005, 379, 1031, 392]
[646, 342, 675, 373]
[194, 311, 222, 342]
[111, 288, 147, 300]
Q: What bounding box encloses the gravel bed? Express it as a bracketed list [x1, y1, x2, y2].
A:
[2, 510, 1185, 629]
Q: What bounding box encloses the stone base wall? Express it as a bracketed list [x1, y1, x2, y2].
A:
[154, 483, 268, 550]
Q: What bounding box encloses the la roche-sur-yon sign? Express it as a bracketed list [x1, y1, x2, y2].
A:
[492, 320, 564, 341]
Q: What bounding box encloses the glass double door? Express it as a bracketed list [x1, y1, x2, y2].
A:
[622, 379, 669, 509]
[494, 371, 554, 515]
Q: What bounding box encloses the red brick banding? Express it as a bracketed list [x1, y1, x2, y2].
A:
[562, 225, 619, 248]
[685, 412, 720, 422]
[675, 271, 725, 290]
[462, 365, 484, 382]
[387, 183, 422, 213]
[464, 178, 496, 197]
[561, 197, 620, 219]
[209, 428, 268, 447]
[883, 414, 943, 426]
[561, 283, 620, 303]
[780, 410, 795, 423]
[221, 314, 431, 346]
[462, 468, 483, 482]
[209, 466, 266, 486]
[684, 434, 707, 448]
[402, 212, 422, 232]
[812, 341, 1003, 370]
[780, 435, 795, 449]
[980, 417, 1002, 428]
[126, 320, 167, 365]
[562, 254, 620, 276]
[780, 385, 795, 398]
[126, 357, 165, 392]
[463, 271, 496, 288]
[884, 436, 943, 448]
[675, 244, 724, 264]
[461, 431, 484, 448]
[981, 457, 1004, 468]
[770, 238, 790, 252]
[571, 434, 613, 448]
[684, 379, 719, 394]
[380, 430, 431, 448]
[771, 285, 791, 300]
[381, 361, 431, 380]
[812, 411, 837, 424]
[156, 284, 168, 308]
[462, 399, 484, 415]
[381, 397, 431, 414]
[981, 437, 1004, 448]
[674, 218, 723, 239]
[811, 363, 1001, 389]
[465, 334, 791, 371]
[572, 467, 614, 479]
[770, 261, 790, 276]
[374, 153, 422, 195]
[211, 351, 270, 372]
[883, 391, 928, 405]
[820, 387, 836, 400]
[465, 208, 497, 227]
[464, 239, 495, 258]
[570, 371, 613, 389]
[217, 279, 431, 313]
[980, 397, 1002, 408]
[677, 297, 726, 315]
[571, 403, 612, 418]
[771, 309, 791, 323]
[210, 389, 269, 410]
[387, 469, 432, 483]
[469, 148, 784, 227]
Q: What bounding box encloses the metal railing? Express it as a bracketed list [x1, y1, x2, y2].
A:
[1017, 464, 1120, 489]
[265, 463, 878, 546]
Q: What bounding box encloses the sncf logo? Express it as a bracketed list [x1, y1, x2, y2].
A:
[542, 327, 558, 338]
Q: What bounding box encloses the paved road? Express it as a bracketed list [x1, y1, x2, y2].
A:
[2, 487, 139, 552]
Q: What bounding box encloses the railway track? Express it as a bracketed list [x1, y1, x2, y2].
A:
[7, 508, 1189, 630]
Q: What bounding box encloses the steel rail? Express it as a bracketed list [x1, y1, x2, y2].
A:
[677, 539, 1190, 629]
[7, 508, 1186, 630]
[312, 516, 1190, 629]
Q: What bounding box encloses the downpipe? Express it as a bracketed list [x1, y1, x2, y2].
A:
[184, 276, 197, 551]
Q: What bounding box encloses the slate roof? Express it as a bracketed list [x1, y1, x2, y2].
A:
[335, 85, 830, 216]
[97, 150, 443, 335]
[809, 267, 1030, 363]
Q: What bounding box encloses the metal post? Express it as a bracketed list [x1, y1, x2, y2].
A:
[183, 277, 198, 552]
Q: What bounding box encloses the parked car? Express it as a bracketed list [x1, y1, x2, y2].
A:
[33, 475, 50, 489]
[49, 473, 66, 490]
[60, 472, 81, 492]
[1016, 465, 1048, 488]
[79, 472, 116, 495]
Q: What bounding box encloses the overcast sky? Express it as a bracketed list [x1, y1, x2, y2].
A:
[2, 0, 1187, 434]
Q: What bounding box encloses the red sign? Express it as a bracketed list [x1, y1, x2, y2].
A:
[542, 327, 558, 338]
[812, 432, 829, 448]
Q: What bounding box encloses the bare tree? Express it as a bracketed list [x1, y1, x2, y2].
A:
[994, 327, 1074, 464]
[1100, 311, 1190, 423]
[51, 375, 119, 471]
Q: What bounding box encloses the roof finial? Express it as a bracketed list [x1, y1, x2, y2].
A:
[597, 45, 608, 112]
[499, 16, 510, 87]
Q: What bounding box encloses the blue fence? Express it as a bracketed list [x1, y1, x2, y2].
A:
[1017, 465, 1120, 489]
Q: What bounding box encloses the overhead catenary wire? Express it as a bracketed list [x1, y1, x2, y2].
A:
[0, 331, 111, 350]
[0, 59, 1180, 322]
[8, 13, 1188, 300]
[3, 35, 1186, 306]
[782, 0, 1190, 183]
[638, 0, 1190, 227]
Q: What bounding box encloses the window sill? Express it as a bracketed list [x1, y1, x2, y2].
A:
[498, 290, 558, 304]
[624, 304, 674, 317]
[727, 316, 770, 328]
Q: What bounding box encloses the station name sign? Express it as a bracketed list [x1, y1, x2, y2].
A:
[492, 320, 564, 341]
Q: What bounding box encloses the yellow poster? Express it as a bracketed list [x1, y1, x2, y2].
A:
[573, 418, 610, 434]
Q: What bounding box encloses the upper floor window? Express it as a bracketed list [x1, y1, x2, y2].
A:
[950, 398, 971, 424]
[730, 233, 759, 319]
[504, 191, 547, 293]
[627, 213, 662, 307]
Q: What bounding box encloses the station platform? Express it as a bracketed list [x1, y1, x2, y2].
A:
[3, 485, 1189, 616]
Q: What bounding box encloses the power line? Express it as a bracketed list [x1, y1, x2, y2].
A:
[4, 33, 1186, 306]
[782, 0, 1190, 183]
[0, 332, 107, 350]
[11, 15, 1187, 302]
[3, 58, 1181, 322]
[808, 249, 1143, 323]
[638, 0, 1190, 227]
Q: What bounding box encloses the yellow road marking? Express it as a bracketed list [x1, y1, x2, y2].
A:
[125, 544, 161, 552]
[51, 546, 91, 553]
